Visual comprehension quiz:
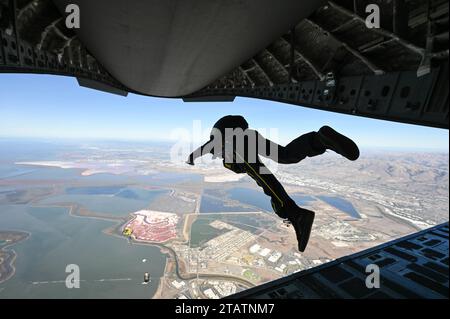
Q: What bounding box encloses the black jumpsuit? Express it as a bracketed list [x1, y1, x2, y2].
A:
[207, 128, 325, 219]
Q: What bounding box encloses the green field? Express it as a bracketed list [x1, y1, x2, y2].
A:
[189, 218, 229, 248]
[243, 269, 260, 282]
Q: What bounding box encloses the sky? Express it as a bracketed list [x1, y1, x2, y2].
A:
[0, 74, 448, 151]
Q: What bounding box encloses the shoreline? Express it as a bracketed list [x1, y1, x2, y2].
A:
[0, 230, 30, 285]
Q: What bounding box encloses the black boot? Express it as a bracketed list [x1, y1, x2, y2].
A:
[317, 126, 360, 161]
[281, 200, 315, 252]
[271, 198, 315, 252]
[287, 207, 315, 252]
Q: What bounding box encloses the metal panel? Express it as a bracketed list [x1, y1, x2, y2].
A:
[312, 80, 330, 107]
[18, 41, 35, 67]
[421, 64, 449, 127]
[77, 77, 128, 96]
[188, 68, 448, 129]
[358, 73, 400, 115]
[0, 31, 4, 65]
[298, 80, 316, 104]
[388, 71, 437, 121]
[1, 32, 19, 65]
[335, 75, 364, 112]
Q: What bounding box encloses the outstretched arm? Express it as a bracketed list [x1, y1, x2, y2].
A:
[186, 141, 212, 165]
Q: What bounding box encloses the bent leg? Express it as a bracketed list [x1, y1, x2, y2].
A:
[243, 159, 295, 219]
[278, 132, 325, 164]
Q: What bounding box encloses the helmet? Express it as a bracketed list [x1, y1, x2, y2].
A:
[210, 115, 248, 139]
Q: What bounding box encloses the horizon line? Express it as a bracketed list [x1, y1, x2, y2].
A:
[0, 135, 448, 153]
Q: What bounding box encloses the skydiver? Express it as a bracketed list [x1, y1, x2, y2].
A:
[186, 115, 359, 252]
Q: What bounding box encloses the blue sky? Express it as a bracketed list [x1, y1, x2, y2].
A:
[0, 74, 448, 151]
